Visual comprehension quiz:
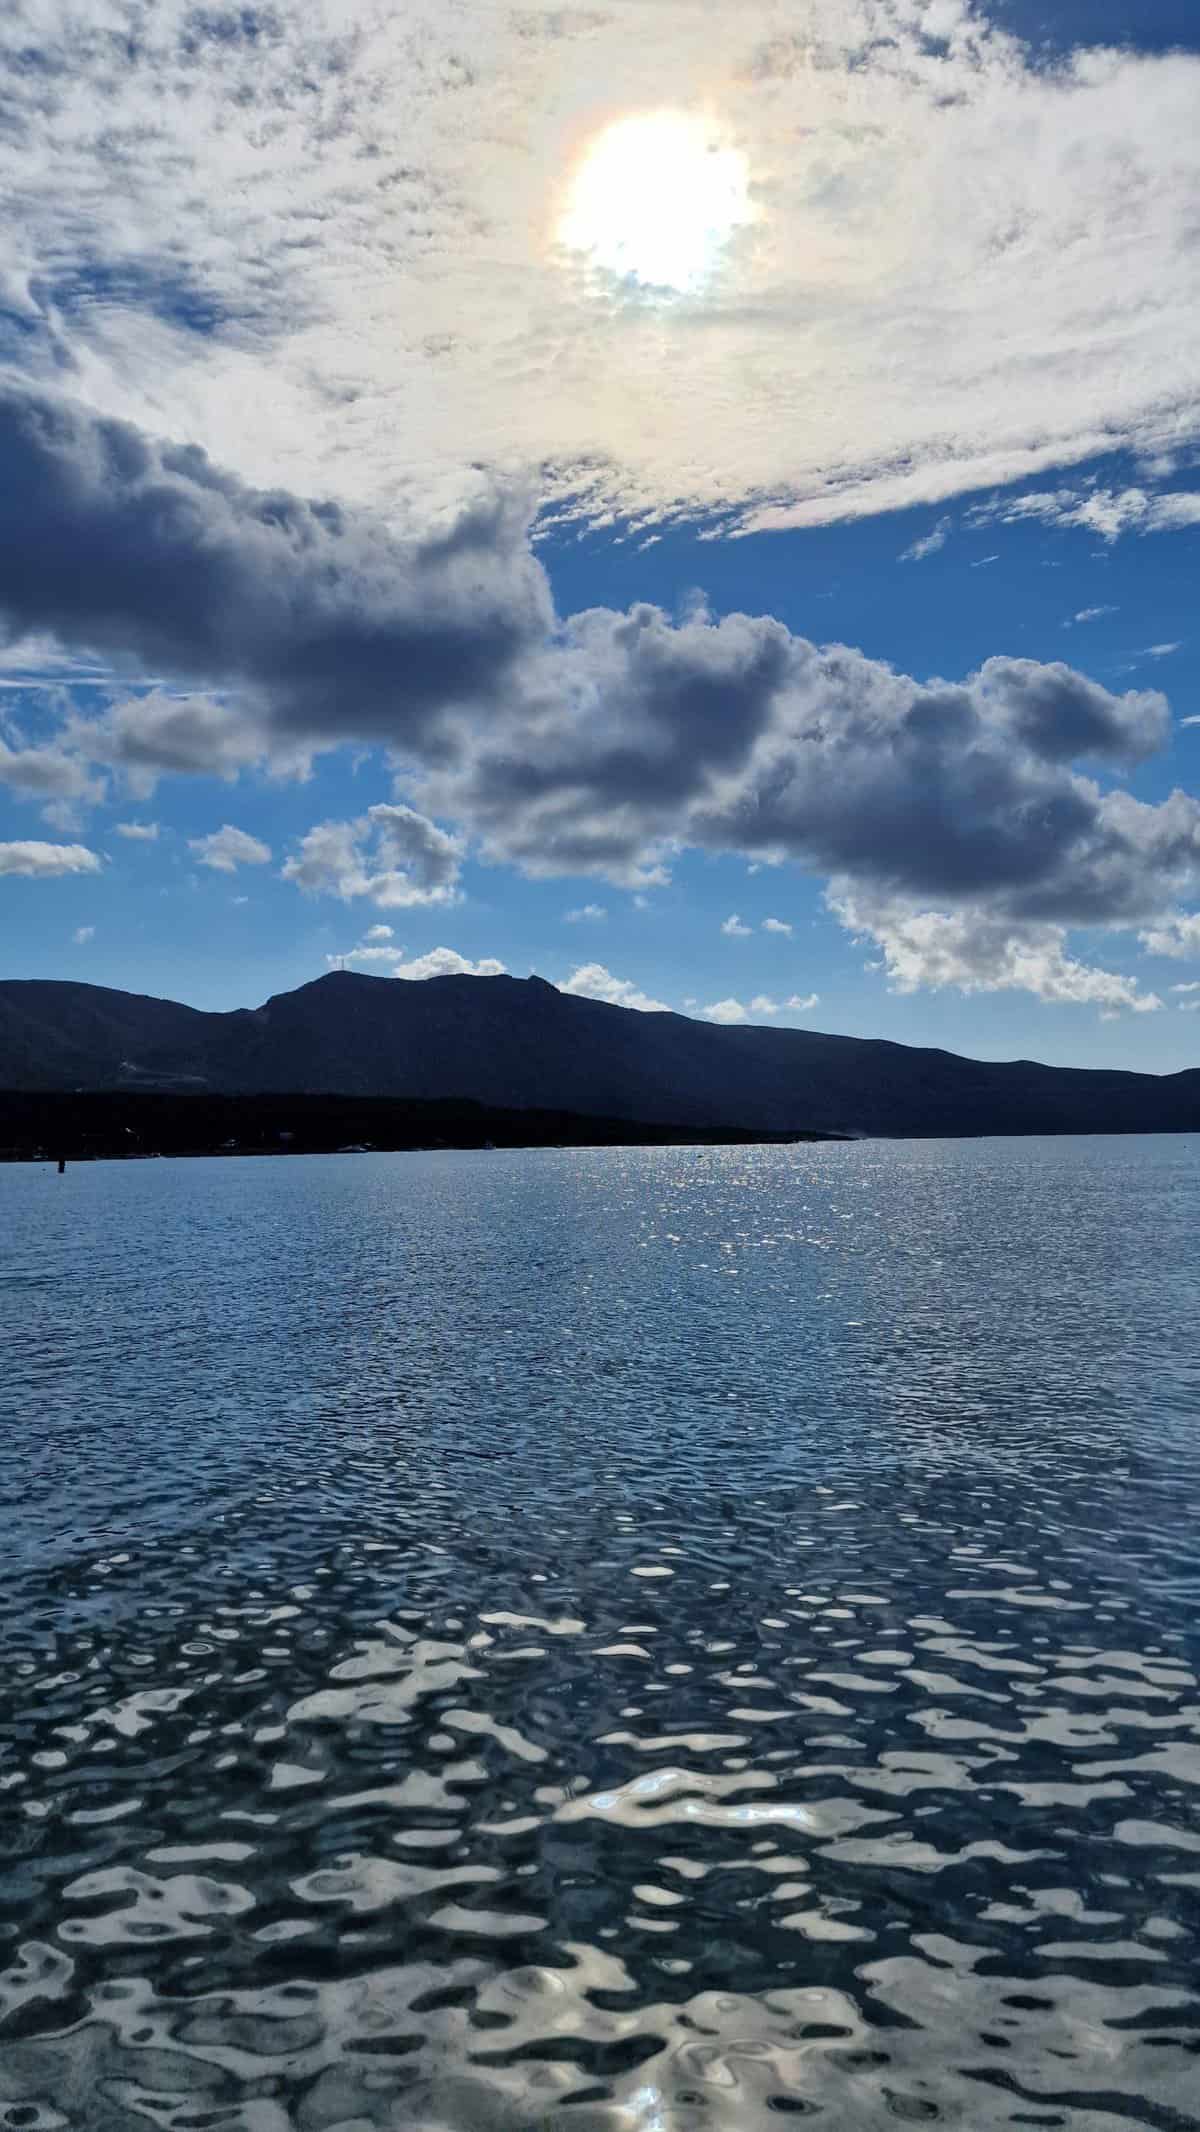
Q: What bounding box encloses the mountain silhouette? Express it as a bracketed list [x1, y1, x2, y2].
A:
[2, 970, 1198, 1136]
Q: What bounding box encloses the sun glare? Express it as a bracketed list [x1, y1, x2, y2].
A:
[559, 111, 751, 293]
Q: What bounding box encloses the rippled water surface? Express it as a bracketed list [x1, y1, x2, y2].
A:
[2, 1139, 1199, 2131]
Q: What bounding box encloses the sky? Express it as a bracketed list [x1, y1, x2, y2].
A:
[1, 0, 1199, 1070]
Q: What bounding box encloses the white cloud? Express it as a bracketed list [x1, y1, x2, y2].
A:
[1170, 981, 1200, 993]
[834, 889, 1162, 1014]
[364, 923, 394, 941]
[115, 821, 160, 841]
[3, 4, 1199, 538]
[1146, 643, 1181, 659]
[390, 947, 506, 981]
[565, 903, 607, 923]
[328, 941, 506, 978]
[900, 517, 951, 563]
[1069, 606, 1118, 625]
[721, 913, 752, 938]
[327, 945, 404, 967]
[971, 487, 1200, 543]
[72, 925, 95, 945]
[761, 917, 792, 936]
[0, 840, 102, 878]
[559, 963, 669, 1012]
[703, 990, 816, 1021]
[283, 805, 462, 908]
[1138, 912, 1200, 960]
[787, 992, 820, 1012]
[189, 825, 273, 874]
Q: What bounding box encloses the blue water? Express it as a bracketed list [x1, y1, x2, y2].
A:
[1, 1139, 1198, 2129]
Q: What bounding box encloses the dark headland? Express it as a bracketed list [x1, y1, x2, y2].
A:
[2, 968, 1199, 1144]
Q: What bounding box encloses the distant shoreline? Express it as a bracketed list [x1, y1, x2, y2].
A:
[0, 1089, 843, 1164]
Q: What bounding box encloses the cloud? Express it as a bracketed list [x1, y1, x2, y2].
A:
[1138, 912, 1200, 960]
[327, 945, 406, 967]
[565, 903, 607, 923]
[834, 889, 1162, 1014]
[78, 692, 278, 788]
[3, 7, 1198, 537]
[72, 925, 95, 945]
[0, 385, 550, 770]
[391, 948, 506, 981]
[431, 612, 1189, 944]
[188, 825, 273, 874]
[558, 964, 669, 1013]
[0, 738, 102, 806]
[761, 917, 793, 935]
[721, 913, 753, 937]
[115, 820, 160, 841]
[787, 992, 820, 1012]
[282, 805, 463, 909]
[1170, 981, 1200, 994]
[900, 518, 951, 563]
[1145, 644, 1181, 660]
[328, 943, 507, 979]
[1068, 606, 1118, 626]
[364, 923, 394, 941]
[971, 487, 1200, 542]
[0, 840, 102, 878]
[6, 381, 1200, 1009]
[704, 991, 815, 1021]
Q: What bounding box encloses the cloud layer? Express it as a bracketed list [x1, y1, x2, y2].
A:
[3, 380, 1199, 1011]
[1, 2, 1198, 534]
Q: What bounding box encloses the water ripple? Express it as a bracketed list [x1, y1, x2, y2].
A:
[1, 1140, 1198, 2127]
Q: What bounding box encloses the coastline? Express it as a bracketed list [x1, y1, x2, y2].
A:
[0, 1088, 842, 1163]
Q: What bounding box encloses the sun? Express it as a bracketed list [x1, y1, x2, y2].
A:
[558, 111, 752, 294]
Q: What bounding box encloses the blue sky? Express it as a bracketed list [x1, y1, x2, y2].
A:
[2, 0, 1199, 1070]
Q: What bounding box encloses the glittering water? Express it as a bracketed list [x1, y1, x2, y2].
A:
[2, 1139, 1199, 2131]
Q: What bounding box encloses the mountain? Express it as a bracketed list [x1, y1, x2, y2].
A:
[1, 970, 1198, 1136]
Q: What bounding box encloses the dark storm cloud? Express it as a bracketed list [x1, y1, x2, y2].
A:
[0, 383, 551, 761]
[425, 613, 1194, 925]
[979, 657, 1168, 766]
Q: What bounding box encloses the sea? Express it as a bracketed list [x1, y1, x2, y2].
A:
[1, 1137, 1198, 2131]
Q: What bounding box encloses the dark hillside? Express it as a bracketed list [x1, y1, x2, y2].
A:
[2, 971, 1198, 1136]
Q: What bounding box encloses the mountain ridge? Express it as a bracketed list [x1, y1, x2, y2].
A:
[1, 969, 1198, 1137]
